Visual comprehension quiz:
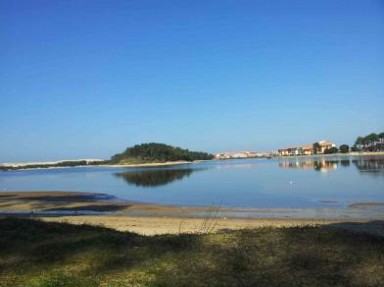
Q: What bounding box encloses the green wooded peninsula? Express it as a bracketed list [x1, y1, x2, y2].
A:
[110, 143, 214, 164]
[0, 143, 214, 171]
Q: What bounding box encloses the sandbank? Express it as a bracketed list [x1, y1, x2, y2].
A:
[0, 160, 197, 172]
[1, 191, 383, 235]
[101, 160, 195, 168]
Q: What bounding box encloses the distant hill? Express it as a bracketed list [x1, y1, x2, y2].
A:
[110, 143, 214, 164]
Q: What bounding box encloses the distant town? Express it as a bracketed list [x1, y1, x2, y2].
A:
[215, 132, 384, 159]
[276, 140, 336, 156]
[1, 132, 383, 169]
[214, 140, 336, 159]
[214, 151, 268, 159]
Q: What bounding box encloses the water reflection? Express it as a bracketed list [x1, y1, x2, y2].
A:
[279, 159, 340, 172]
[353, 157, 384, 176]
[339, 159, 351, 167]
[279, 156, 384, 176]
[114, 168, 196, 187]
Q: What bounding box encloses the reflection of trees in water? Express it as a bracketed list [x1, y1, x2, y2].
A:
[353, 157, 384, 176]
[339, 159, 351, 167]
[115, 168, 195, 187]
[279, 156, 384, 175]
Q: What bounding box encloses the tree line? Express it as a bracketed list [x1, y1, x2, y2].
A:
[354, 132, 384, 152]
[316, 132, 384, 154]
[110, 143, 214, 164]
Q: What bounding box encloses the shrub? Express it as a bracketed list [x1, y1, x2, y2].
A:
[339, 144, 350, 153]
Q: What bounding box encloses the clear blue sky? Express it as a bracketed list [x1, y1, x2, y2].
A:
[1, 0, 383, 162]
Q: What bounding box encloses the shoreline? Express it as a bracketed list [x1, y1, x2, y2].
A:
[1, 191, 383, 235]
[2, 190, 384, 215]
[38, 215, 347, 236]
[0, 160, 196, 172]
[2, 152, 384, 171]
[100, 160, 195, 168]
[274, 151, 384, 158]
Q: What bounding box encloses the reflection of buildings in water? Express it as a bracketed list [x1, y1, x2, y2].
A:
[114, 168, 196, 187]
[353, 157, 384, 176]
[313, 160, 338, 172]
[279, 160, 340, 172]
[279, 161, 316, 170]
[279, 157, 384, 175]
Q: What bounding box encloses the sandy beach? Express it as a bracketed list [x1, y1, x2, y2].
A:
[39, 215, 344, 235]
[1, 191, 383, 236]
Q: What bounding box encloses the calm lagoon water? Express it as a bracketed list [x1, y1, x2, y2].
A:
[0, 156, 384, 218]
[1, 156, 383, 215]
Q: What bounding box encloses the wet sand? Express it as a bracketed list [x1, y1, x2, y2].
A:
[1, 191, 383, 235]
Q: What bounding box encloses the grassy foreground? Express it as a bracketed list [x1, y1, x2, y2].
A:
[1, 217, 383, 287]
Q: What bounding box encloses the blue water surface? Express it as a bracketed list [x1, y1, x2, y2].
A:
[1, 156, 383, 210]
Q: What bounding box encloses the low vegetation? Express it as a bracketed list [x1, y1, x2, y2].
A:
[0, 143, 213, 171]
[0, 160, 106, 171]
[110, 143, 214, 164]
[1, 217, 383, 287]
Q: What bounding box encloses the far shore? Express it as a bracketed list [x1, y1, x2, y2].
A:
[101, 160, 196, 168]
[275, 151, 384, 158]
[1, 191, 383, 235]
[1, 152, 384, 171]
[0, 160, 198, 171]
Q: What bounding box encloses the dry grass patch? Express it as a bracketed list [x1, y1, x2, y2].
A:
[1, 217, 383, 287]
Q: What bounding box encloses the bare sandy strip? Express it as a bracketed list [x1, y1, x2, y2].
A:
[102, 160, 194, 168]
[1, 191, 381, 236]
[0, 160, 195, 172]
[40, 215, 345, 236]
